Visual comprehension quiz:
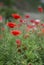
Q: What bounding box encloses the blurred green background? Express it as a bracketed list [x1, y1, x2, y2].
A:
[0, 0, 44, 19]
[0, 0, 44, 12]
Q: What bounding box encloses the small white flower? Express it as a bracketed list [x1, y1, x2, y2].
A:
[35, 19, 40, 23]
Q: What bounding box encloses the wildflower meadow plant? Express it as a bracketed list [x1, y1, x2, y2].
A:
[0, 7, 44, 65]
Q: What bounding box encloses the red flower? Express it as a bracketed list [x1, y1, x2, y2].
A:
[12, 13, 21, 19]
[11, 30, 21, 36]
[27, 25, 33, 29]
[34, 19, 40, 25]
[41, 23, 44, 27]
[30, 19, 35, 23]
[16, 39, 21, 46]
[38, 6, 43, 13]
[25, 14, 30, 18]
[19, 19, 24, 23]
[7, 22, 16, 28]
[0, 15, 2, 22]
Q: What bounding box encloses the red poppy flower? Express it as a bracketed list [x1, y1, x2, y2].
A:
[25, 14, 30, 18]
[16, 39, 21, 46]
[38, 6, 43, 13]
[34, 19, 40, 25]
[30, 19, 35, 23]
[12, 13, 21, 19]
[41, 23, 44, 27]
[0, 15, 2, 22]
[7, 22, 16, 28]
[11, 30, 21, 36]
[19, 19, 24, 23]
[27, 25, 34, 29]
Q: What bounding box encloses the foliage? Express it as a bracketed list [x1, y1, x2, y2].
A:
[0, 12, 44, 65]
